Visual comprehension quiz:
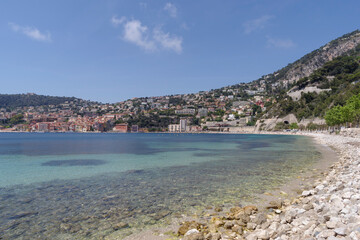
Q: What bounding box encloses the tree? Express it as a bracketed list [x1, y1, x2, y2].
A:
[289, 123, 299, 129]
[340, 104, 355, 126]
[346, 93, 360, 126]
[252, 105, 262, 115]
[325, 105, 343, 126]
[9, 114, 25, 125]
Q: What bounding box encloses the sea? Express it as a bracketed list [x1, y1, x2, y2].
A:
[0, 133, 320, 239]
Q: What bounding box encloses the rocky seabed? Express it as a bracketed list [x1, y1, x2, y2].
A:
[178, 133, 360, 240]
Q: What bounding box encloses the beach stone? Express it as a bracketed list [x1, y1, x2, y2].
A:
[276, 223, 291, 235]
[235, 219, 246, 227]
[314, 203, 325, 213]
[327, 220, 338, 229]
[351, 194, 360, 200]
[184, 233, 204, 240]
[266, 200, 282, 209]
[303, 204, 313, 211]
[185, 229, 200, 236]
[235, 212, 250, 223]
[343, 192, 353, 199]
[214, 219, 224, 228]
[209, 233, 221, 240]
[245, 233, 258, 240]
[257, 229, 270, 240]
[230, 206, 243, 213]
[318, 230, 336, 238]
[260, 221, 271, 229]
[228, 208, 244, 220]
[268, 222, 279, 236]
[331, 197, 345, 213]
[231, 225, 243, 234]
[327, 237, 343, 240]
[243, 205, 258, 215]
[246, 222, 257, 230]
[178, 221, 201, 235]
[251, 213, 266, 225]
[283, 199, 291, 206]
[302, 190, 312, 197]
[334, 227, 346, 236]
[284, 209, 297, 223]
[349, 231, 360, 239]
[223, 221, 233, 229]
[316, 185, 325, 191]
[296, 208, 306, 215]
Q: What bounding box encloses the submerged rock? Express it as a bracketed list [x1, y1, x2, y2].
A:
[9, 211, 38, 220]
[112, 222, 129, 230]
[178, 221, 202, 235]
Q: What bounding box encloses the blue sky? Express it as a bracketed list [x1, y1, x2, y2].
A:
[0, 0, 359, 103]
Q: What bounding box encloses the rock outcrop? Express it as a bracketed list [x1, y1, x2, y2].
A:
[279, 31, 360, 85]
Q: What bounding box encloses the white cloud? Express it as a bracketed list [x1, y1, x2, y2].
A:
[243, 15, 273, 34]
[111, 17, 183, 54]
[153, 28, 182, 54]
[111, 16, 126, 27]
[9, 22, 51, 42]
[267, 36, 295, 49]
[164, 3, 177, 18]
[123, 20, 156, 51]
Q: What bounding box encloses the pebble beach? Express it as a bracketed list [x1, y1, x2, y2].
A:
[125, 131, 360, 240]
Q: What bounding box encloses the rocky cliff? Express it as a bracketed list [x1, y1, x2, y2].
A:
[257, 30, 360, 85]
[283, 31, 360, 84]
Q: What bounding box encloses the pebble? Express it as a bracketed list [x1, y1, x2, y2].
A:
[185, 229, 200, 236]
[195, 133, 360, 240]
[334, 227, 346, 236]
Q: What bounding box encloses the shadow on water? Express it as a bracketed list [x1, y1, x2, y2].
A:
[42, 159, 107, 167]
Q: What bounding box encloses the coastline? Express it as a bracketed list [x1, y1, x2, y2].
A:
[1, 131, 355, 239]
[122, 132, 355, 240]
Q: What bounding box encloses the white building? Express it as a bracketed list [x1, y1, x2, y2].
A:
[168, 124, 180, 132]
[175, 109, 196, 115]
[180, 119, 187, 132]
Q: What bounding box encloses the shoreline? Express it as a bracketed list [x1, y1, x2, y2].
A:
[122, 132, 354, 240]
[1, 131, 355, 239]
[250, 136, 338, 212]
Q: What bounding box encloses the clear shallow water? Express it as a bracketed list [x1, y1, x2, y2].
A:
[0, 133, 320, 239]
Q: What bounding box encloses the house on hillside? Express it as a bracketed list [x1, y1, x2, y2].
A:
[113, 124, 129, 133]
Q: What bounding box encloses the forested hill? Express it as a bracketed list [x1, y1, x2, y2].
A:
[0, 94, 81, 108]
[263, 44, 360, 120]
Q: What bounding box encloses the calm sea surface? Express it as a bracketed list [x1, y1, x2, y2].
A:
[0, 133, 320, 239]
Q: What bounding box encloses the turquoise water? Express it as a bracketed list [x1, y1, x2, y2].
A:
[0, 133, 320, 239]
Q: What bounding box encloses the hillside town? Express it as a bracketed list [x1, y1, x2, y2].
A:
[0, 81, 277, 133]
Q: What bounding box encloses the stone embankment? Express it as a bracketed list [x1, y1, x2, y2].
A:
[178, 133, 360, 240]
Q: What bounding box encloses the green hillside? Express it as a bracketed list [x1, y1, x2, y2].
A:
[264, 44, 360, 120]
[0, 93, 79, 109]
